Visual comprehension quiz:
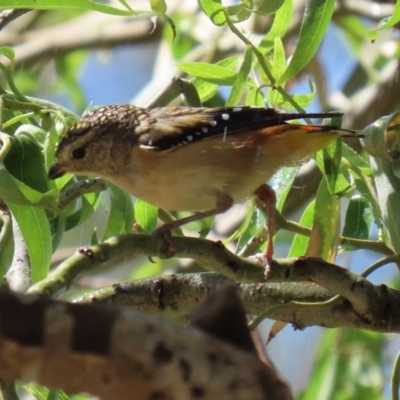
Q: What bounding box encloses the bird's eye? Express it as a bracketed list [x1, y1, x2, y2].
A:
[72, 148, 86, 159]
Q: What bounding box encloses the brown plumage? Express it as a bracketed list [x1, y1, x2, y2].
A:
[49, 105, 358, 260]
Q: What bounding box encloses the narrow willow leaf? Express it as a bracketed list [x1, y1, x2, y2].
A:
[8, 203, 51, 282]
[258, 0, 292, 55]
[226, 46, 253, 106]
[225, 1, 252, 23]
[276, 0, 335, 86]
[194, 57, 239, 102]
[255, 0, 284, 15]
[3, 134, 49, 194]
[103, 183, 134, 240]
[368, 1, 400, 40]
[268, 37, 286, 105]
[342, 195, 372, 248]
[178, 62, 237, 85]
[315, 140, 352, 197]
[0, 1, 138, 17]
[288, 200, 314, 258]
[198, 0, 226, 25]
[306, 178, 339, 261]
[149, 0, 167, 14]
[0, 165, 58, 209]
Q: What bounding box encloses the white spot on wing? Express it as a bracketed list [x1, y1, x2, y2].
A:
[222, 113, 230, 120]
[232, 107, 242, 112]
[201, 127, 208, 133]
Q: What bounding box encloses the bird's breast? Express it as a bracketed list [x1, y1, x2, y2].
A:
[110, 134, 279, 211]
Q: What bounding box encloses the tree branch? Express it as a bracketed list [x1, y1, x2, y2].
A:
[25, 232, 400, 333]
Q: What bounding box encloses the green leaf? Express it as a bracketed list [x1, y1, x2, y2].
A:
[268, 37, 286, 105]
[235, 205, 266, 255]
[258, 0, 292, 55]
[3, 132, 49, 193]
[276, 0, 335, 86]
[245, 86, 266, 106]
[178, 62, 237, 85]
[43, 116, 72, 174]
[369, 155, 400, 255]
[298, 329, 385, 400]
[0, 220, 13, 278]
[199, 215, 215, 239]
[255, 0, 284, 16]
[368, 1, 400, 40]
[225, 1, 253, 23]
[134, 199, 158, 233]
[315, 140, 352, 197]
[65, 191, 101, 231]
[0, 1, 141, 16]
[227, 198, 257, 244]
[342, 195, 372, 247]
[129, 258, 163, 280]
[281, 80, 316, 109]
[270, 166, 300, 211]
[103, 183, 134, 240]
[8, 203, 51, 282]
[342, 142, 372, 177]
[361, 110, 400, 162]
[0, 165, 58, 208]
[199, 0, 226, 25]
[297, 330, 339, 400]
[0, 46, 26, 100]
[226, 46, 253, 106]
[0, 46, 15, 71]
[193, 57, 239, 102]
[149, 0, 167, 14]
[288, 200, 314, 257]
[24, 384, 78, 400]
[307, 178, 339, 261]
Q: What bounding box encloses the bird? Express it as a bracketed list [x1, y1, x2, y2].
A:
[48, 105, 358, 262]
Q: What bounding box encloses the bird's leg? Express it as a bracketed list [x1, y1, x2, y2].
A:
[155, 191, 233, 251]
[254, 184, 277, 266]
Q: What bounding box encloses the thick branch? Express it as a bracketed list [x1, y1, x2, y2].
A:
[27, 233, 265, 296]
[25, 232, 400, 333]
[76, 271, 400, 333]
[76, 273, 333, 317]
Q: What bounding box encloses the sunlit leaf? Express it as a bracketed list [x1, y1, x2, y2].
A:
[276, 0, 335, 85]
[258, 0, 292, 55]
[103, 183, 134, 240]
[368, 1, 400, 40]
[342, 195, 372, 250]
[198, 0, 226, 25]
[178, 62, 237, 85]
[8, 203, 51, 282]
[255, 0, 284, 15]
[288, 200, 314, 258]
[306, 178, 339, 261]
[134, 199, 158, 233]
[226, 46, 253, 106]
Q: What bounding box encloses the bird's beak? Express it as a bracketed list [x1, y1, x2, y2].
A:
[48, 163, 66, 180]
